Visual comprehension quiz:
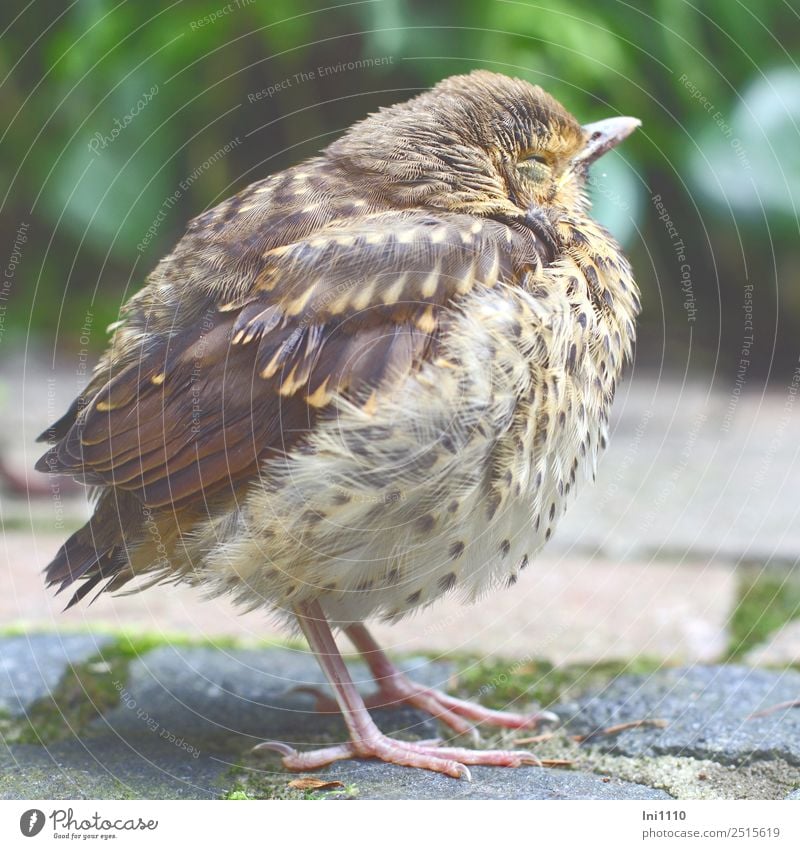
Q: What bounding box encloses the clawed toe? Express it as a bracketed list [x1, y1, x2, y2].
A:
[253, 732, 543, 779]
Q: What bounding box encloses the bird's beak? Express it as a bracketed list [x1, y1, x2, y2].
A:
[575, 116, 641, 166]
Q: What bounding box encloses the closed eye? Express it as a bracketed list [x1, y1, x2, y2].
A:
[517, 154, 551, 182]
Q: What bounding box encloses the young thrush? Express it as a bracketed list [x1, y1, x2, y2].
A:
[37, 71, 640, 779]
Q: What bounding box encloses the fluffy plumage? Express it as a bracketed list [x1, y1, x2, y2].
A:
[37, 70, 642, 779]
[37, 70, 640, 629]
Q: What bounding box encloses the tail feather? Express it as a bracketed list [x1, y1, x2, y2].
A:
[43, 490, 136, 608]
[64, 562, 117, 610]
[45, 527, 117, 589]
[36, 392, 90, 444]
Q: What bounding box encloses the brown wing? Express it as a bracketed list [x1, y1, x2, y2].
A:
[37, 211, 542, 511]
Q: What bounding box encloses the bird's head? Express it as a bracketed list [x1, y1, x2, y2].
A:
[327, 70, 639, 239]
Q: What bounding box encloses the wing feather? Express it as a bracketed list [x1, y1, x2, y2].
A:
[37, 210, 543, 512]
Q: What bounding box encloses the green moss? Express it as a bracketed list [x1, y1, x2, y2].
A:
[9, 651, 131, 745]
[221, 757, 361, 800]
[727, 570, 800, 660]
[0, 625, 300, 652]
[220, 770, 313, 800]
[223, 788, 253, 800]
[450, 655, 664, 711]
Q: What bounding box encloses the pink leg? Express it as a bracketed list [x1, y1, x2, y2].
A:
[296, 622, 557, 736]
[254, 601, 542, 780]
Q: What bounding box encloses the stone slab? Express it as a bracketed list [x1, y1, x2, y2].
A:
[0, 740, 227, 800]
[0, 633, 112, 717]
[6, 535, 735, 665]
[562, 665, 800, 765]
[5, 640, 800, 799]
[313, 760, 671, 800]
[94, 645, 448, 754]
[746, 621, 800, 667]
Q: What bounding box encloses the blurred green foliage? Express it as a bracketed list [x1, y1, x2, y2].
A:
[1, 0, 798, 376]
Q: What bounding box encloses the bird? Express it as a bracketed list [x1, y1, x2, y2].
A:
[36, 70, 640, 780]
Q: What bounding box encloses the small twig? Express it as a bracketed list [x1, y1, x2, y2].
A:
[573, 718, 668, 743]
[514, 732, 556, 745]
[288, 778, 345, 791]
[538, 758, 573, 768]
[749, 699, 800, 719]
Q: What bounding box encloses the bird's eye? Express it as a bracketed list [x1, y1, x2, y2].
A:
[518, 153, 550, 182]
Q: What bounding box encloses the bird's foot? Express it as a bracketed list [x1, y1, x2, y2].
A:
[293, 673, 558, 738]
[253, 734, 541, 780]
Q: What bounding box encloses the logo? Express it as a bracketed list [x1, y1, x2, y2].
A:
[19, 810, 45, 837]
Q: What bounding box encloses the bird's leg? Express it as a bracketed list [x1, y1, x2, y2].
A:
[345, 623, 558, 734]
[293, 620, 557, 737]
[255, 600, 541, 779]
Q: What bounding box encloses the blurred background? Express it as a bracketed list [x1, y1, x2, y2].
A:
[1, 1, 799, 667]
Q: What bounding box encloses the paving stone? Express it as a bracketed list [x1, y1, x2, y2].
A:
[0, 644, 452, 799]
[554, 384, 800, 564]
[745, 621, 800, 667]
[561, 665, 800, 765]
[7, 537, 735, 666]
[370, 557, 734, 664]
[96, 645, 449, 751]
[0, 641, 669, 799]
[577, 751, 800, 800]
[0, 740, 227, 800]
[309, 760, 671, 800]
[6, 640, 800, 799]
[0, 633, 112, 716]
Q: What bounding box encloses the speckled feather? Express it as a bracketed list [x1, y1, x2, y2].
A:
[37, 71, 639, 624]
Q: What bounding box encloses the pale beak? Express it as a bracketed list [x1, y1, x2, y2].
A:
[575, 116, 641, 166]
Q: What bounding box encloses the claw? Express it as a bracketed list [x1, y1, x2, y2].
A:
[251, 733, 528, 779]
[252, 740, 296, 757]
[536, 710, 560, 725]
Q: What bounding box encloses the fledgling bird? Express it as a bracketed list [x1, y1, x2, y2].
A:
[37, 71, 640, 779]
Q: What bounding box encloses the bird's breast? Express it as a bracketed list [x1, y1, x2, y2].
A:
[196, 237, 637, 626]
